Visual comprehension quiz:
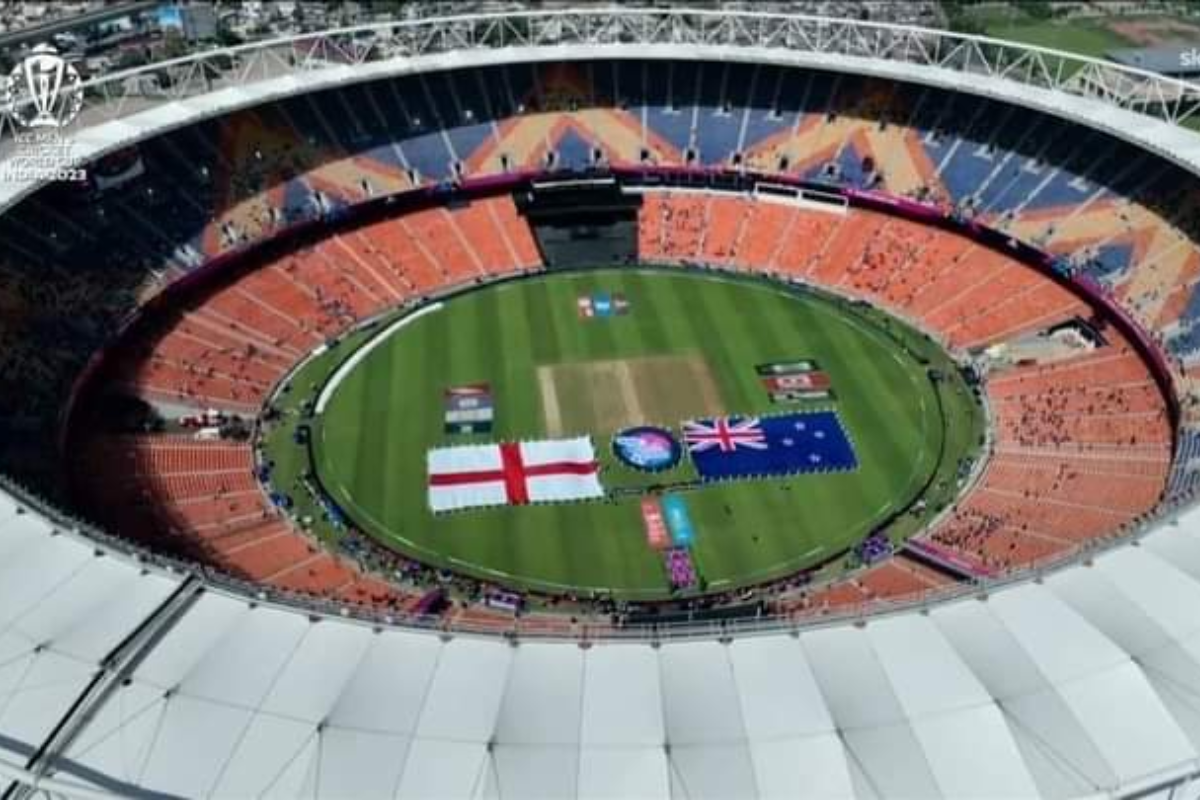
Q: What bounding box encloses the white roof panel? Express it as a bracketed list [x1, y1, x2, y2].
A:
[989, 585, 1129, 683]
[1142, 515, 1200, 581]
[495, 642, 584, 745]
[0, 511, 48, 561]
[210, 714, 317, 798]
[0, 514, 184, 772]
[58, 680, 170, 786]
[932, 596, 1064, 699]
[932, 597, 1119, 791]
[747, 735, 855, 800]
[658, 641, 746, 745]
[991, 585, 1197, 781]
[728, 635, 836, 739]
[492, 745, 580, 800]
[867, 614, 992, 718]
[910, 706, 1039, 799]
[867, 615, 1041, 797]
[801, 626, 907, 729]
[841, 724, 942, 798]
[1002, 685, 1118, 790]
[316, 729, 410, 800]
[131, 591, 249, 689]
[1093, 547, 1200, 641]
[20, 559, 176, 662]
[670, 743, 759, 800]
[579, 644, 663, 746]
[176, 605, 310, 709]
[1056, 665, 1195, 783]
[0, 649, 96, 754]
[0, 534, 95, 629]
[136, 695, 253, 795]
[577, 746, 669, 800]
[413, 637, 511, 743]
[1046, 563, 1173, 658]
[394, 739, 487, 800]
[258, 620, 374, 722]
[323, 628, 442, 734]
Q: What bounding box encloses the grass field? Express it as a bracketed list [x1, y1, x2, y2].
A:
[262, 268, 985, 600]
[984, 20, 1131, 59]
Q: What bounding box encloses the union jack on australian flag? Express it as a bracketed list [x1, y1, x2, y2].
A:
[683, 412, 857, 481]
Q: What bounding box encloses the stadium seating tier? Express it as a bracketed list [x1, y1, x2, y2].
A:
[0, 59, 1192, 623]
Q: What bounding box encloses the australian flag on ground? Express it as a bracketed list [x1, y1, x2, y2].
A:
[682, 411, 857, 481]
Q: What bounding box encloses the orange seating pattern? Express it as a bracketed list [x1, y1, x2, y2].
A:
[640, 192, 1090, 349]
[77, 195, 543, 614]
[641, 191, 1170, 601]
[78, 434, 416, 611]
[924, 337, 1170, 574]
[76, 190, 1173, 622]
[110, 196, 541, 412]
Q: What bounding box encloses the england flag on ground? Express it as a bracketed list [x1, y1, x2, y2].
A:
[427, 436, 604, 513]
[683, 412, 857, 481]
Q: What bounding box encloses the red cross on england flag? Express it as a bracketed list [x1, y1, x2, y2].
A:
[427, 436, 604, 513]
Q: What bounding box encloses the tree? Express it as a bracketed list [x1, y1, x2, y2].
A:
[216, 25, 243, 47]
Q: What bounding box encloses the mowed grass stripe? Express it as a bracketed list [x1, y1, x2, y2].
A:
[721, 286, 837, 575]
[570, 273, 669, 590]
[381, 314, 431, 529]
[537, 277, 633, 590]
[783, 302, 920, 534]
[664, 275, 804, 582]
[510, 273, 655, 591]
[625, 270, 675, 354]
[490, 279, 564, 580]
[716, 283, 846, 579]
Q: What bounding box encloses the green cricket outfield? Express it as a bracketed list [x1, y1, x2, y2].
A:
[260, 267, 985, 600]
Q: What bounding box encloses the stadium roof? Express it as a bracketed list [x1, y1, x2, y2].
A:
[1107, 45, 1200, 78]
[4, 482, 1200, 797]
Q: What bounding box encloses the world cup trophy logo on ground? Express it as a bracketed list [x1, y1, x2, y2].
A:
[5, 43, 84, 129]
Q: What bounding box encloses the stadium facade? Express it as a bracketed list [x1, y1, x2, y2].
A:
[3, 7, 1200, 798]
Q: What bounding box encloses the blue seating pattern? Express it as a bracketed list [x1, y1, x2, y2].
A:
[0, 57, 1198, 502]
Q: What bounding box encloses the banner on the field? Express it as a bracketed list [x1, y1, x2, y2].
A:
[444, 383, 494, 434]
[756, 359, 833, 402]
[662, 494, 695, 547]
[771, 390, 831, 403]
[756, 359, 818, 376]
[640, 497, 670, 549]
[427, 436, 604, 512]
[665, 547, 698, 590]
[763, 371, 832, 401]
[578, 292, 630, 319]
[682, 412, 857, 481]
[613, 426, 682, 472]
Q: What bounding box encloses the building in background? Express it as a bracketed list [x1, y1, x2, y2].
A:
[157, 3, 216, 42]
